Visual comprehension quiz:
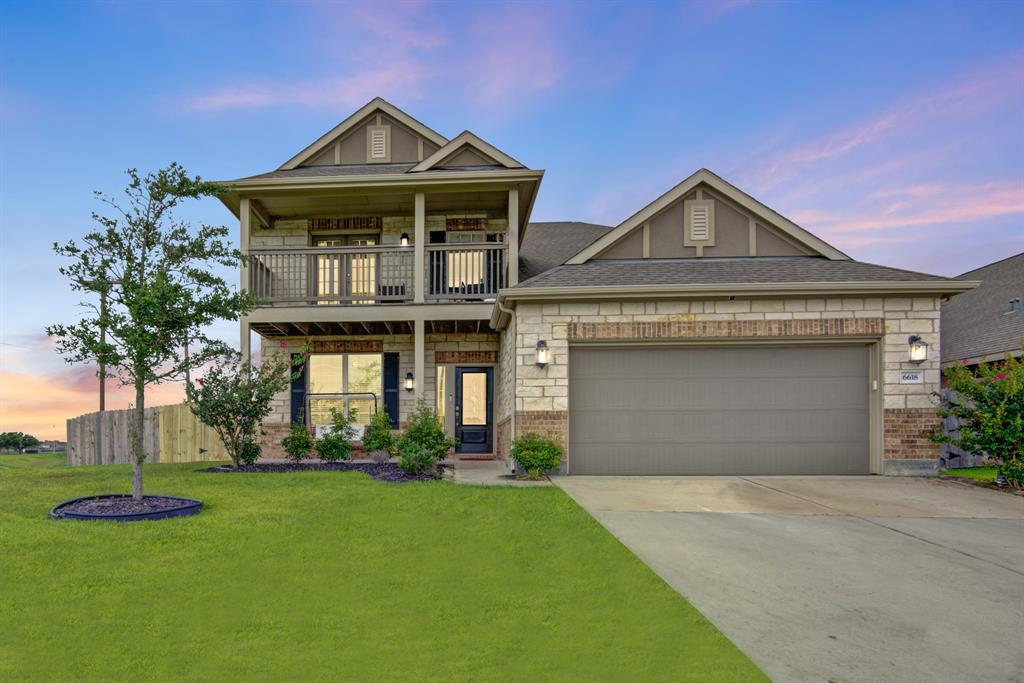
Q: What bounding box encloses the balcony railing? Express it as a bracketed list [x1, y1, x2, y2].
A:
[248, 243, 507, 305]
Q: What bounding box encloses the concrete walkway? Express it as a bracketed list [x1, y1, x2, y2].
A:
[555, 475, 1024, 683]
[451, 459, 551, 487]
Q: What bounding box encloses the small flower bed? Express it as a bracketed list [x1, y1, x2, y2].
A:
[198, 462, 443, 482]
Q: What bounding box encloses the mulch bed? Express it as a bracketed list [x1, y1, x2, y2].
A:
[197, 462, 444, 482]
[51, 495, 202, 519]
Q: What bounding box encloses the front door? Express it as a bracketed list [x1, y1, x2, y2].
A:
[454, 367, 493, 454]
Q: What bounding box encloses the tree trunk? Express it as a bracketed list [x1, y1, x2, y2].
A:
[132, 380, 146, 500]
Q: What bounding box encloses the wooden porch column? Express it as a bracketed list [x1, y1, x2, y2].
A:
[239, 198, 252, 364]
[414, 318, 425, 397]
[414, 192, 425, 303]
[507, 187, 519, 287]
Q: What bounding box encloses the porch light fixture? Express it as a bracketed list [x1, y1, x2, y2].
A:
[400, 233, 410, 246]
[908, 335, 929, 364]
[535, 340, 551, 367]
[404, 372, 415, 391]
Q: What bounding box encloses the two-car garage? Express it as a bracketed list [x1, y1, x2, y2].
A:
[568, 345, 872, 475]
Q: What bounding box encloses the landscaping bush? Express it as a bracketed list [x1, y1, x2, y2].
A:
[511, 434, 563, 479]
[395, 399, 456, 475]
[281, 423, 314, 463]
[187, 352, 299, 467]
[315, 407, 357, 463]
[238, 440, 261, 466]
[363, 410, 396, 464]
[936, 354, 1024, 488]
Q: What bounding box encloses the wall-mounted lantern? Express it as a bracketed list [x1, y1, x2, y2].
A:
[535, 340, 551, 367]
[404, 372, 415, 391]
[908, 335, 929, 364]
[400, 233, 410, 246]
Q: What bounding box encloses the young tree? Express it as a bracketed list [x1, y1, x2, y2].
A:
[186, 352, 300, 467]
[47, 164, 254, 498]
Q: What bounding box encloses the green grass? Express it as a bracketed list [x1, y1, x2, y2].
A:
[0, 452, 65, 470]
[0, 459, 764, 682]
[941, 465, 998, 482]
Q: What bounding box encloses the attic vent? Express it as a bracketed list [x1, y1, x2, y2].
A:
[690, 206, 710, 240]
[683, 198, 716, 249]
[366, 125, 391, 162]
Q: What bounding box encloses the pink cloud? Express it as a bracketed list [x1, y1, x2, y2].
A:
[749, 51, 1024, 187]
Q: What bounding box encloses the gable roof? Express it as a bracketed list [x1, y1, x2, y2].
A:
[941, 251, 1024, 364]
[519, 221, 612, 280]
[410, 131, 525, 172]
[566, 168, 850, 264]
[278, 97, 448, 171]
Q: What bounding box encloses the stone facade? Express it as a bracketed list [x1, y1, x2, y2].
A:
[504, 296, 943, 472]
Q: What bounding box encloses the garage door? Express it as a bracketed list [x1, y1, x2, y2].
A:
[569, 345, 869, 475]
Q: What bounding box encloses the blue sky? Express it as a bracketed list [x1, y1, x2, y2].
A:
[1, 0, 1022, 437]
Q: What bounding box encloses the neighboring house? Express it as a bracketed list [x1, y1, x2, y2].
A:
[24, 440, 66, 453]
[218, 98, 974, 476]
[940, 252, 1024, 368]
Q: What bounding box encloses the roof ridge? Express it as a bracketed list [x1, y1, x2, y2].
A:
[956, 251, 1024, 278]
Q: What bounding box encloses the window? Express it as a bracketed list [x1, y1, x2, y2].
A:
[307, 353, 382, 427]
[316, 235, 378, 305]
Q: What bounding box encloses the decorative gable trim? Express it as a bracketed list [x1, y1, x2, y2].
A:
[565, 169, 850, 264]
[409, 131, 525, 172]
[278, 97, 448, 170]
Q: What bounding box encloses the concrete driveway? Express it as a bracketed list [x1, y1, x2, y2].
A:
[555, 476, 1024, 683]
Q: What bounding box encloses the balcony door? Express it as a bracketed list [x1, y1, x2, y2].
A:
[316, 235, 377, 304]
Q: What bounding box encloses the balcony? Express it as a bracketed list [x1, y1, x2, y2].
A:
[248, 243, 508, 306]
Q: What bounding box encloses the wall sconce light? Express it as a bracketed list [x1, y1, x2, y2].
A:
[400, 233, 410, 246]
[908, 335, 928, 364]
[404, 372, 415, 391]
[535, 340, 551, 367]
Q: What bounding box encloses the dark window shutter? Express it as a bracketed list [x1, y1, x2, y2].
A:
[383, 352, 400, 428]
[290, 353, 307, 425]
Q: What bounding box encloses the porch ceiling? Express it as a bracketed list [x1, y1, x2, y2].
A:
[243, 188, 512, 220]
[252, 319, 494, 337]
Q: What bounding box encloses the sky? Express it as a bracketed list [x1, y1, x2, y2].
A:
[1, 0, 1022, 439]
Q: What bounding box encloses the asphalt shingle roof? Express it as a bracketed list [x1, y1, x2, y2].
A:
[941, 252, 1024, 363]
[519, 222, 612, 280]
[513, 257, 952, 289]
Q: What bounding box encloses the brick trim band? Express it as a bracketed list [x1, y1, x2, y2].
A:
[435, 351, 497, 364]
[568, 317, 884, 341]
[515, 410, 568, 457]
[309, 340, 384, 353]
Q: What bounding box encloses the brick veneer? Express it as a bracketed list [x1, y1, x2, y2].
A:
[435, 351, 497, 364]
[568, 317, 884, 341]
[259, 423, 292, 460]
[884, 408, 941, 459]
[514, 410, 568, 455]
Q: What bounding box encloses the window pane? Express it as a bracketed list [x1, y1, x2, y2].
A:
[309, 398, 345, 428]
[346, 354, 382, 423]
[461, 373, 487, 426]
[309, 354, 343, 394]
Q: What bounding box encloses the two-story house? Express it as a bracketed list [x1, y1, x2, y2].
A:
[219, 98, 974, 476]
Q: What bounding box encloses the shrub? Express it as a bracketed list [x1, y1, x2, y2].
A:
[369, 449, 390, 466]
[281, 423, 314, 463]
[238, 440, 261, 466]
[395, 399, 456, 475]
[511, 434, 563, 479]
[187, 352, 300, 467]
[315, 407, 357, 462]
[935, 354, 1024, 487]
[362, 409, 396, 458]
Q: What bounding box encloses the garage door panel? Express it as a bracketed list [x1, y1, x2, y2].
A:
[569, 346, 870, 475]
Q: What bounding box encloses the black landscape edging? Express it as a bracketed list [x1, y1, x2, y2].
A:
[50, 494, 203, 522]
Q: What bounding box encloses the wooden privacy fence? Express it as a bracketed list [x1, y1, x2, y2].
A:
[67, 403, 229, 466]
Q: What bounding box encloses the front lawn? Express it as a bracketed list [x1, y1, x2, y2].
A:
[0, 460, 764, 682]
[0, 452, 65, 469]
[941, 465, 998, 482]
